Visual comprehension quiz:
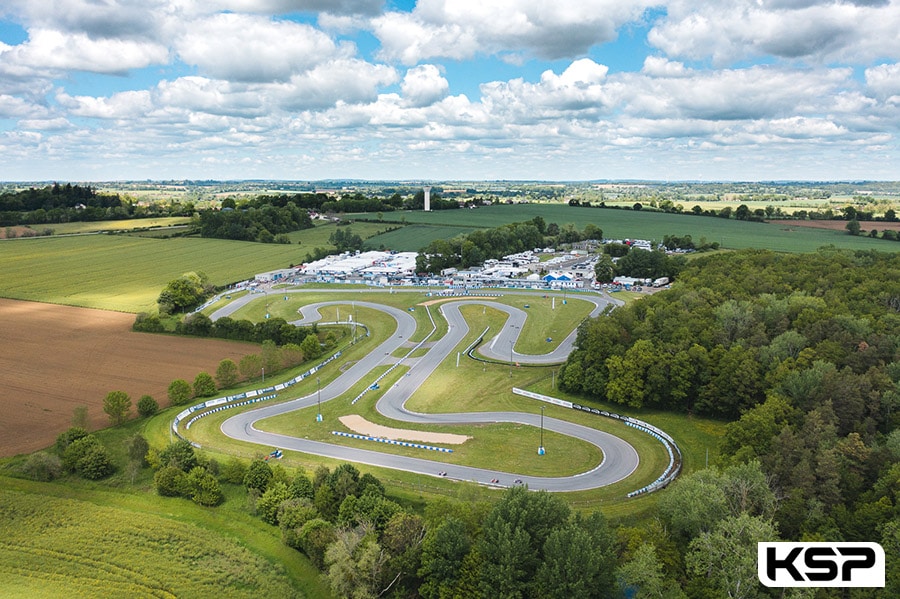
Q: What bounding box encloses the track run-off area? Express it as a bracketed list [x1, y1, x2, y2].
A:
[194, 288, 656, 492]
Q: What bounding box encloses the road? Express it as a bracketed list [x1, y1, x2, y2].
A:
[217, 289, 639, 491]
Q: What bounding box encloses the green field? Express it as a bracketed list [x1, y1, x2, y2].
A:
[362, 223, 477, 251]
[359, 204, 893, 253]
[0, 479, 329, 598]
[0, 235, 307, 312]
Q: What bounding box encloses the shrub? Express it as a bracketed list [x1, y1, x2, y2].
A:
[244, 459, 273, 493]
[55, 427, 88, 454]
[127, 434, 150, 465]
[77, 444, 114, 479]
[155, 466, 187, 497]
[158, 439, 198, 472]
[137, 395, 159, 417]
[62, 435, 101, 472]
[221, 457, 248, 484]
[185, 467, 223, 506]
[215, 358, 239, 388]
[167, 379, 193, 406]
[21, 452, 62, 482]
[193, 372, 217, 398]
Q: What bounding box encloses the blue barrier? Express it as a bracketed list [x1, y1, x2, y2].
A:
[332, 431, 452, 453]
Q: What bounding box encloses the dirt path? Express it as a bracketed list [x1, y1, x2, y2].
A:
[339, 414, 470, 445]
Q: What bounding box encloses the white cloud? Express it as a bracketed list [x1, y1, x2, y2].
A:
[57, 90, 154, 119]
[2, 28, 168, 74]
[374, 0, 655, 64]
[866, 62, 900, 99]
[649, 0, 900, 65]
[174, 13, 341, 82]
[401, 64, 449, 107]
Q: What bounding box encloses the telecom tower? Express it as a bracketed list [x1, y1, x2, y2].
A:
[423, 186, 431, 211]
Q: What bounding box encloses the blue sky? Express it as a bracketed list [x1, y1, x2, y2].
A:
[1, 0, 899, 181]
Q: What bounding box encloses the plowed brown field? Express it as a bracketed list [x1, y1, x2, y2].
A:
[0, 299, 260, 456]
[768, 219, 900, 231]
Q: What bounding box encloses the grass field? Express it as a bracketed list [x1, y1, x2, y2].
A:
[0, 235, 306, 312]
[0, 477, 332, 598]
[358, 204, 893, 253]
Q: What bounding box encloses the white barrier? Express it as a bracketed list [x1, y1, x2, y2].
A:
[512, 389, 682, 498]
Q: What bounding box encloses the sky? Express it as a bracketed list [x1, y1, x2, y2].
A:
[1, 0, 899, 182]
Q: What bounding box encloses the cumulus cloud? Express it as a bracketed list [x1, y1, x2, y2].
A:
[401, 64, 449, 107]
[649, 0, 900, 64]
[374, 0, 655, 64]
[1, 28, 168, 74]
[174, 14, 342, 82]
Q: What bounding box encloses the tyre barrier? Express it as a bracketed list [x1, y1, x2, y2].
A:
[173, 349, 345, 441]
[332, 431, 453, 453]
[185, 394, 278, 429]
[510, 389, 682, 498]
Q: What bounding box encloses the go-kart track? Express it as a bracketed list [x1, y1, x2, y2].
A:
[208, 289, 643, 492]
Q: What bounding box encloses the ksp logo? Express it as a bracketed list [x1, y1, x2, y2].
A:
[758, 542, 885, 588]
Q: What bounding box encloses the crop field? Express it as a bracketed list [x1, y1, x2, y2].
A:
[0, 235, 306, 312]
[0, 483, 311, 598]
[361, 223, 477, 251]
[284, 220, 397, 247]
[0, 298, 260, 457]
[359, 204, 892, 253]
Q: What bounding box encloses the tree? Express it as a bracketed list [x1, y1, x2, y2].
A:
[618, 543, 687, 599]
[846, 219, 861, 236]
[244, 458, 273, 493]
[193, 371, 217, 397]
[77, 443, 115, 479]
[103, 390, 132, 425]
[56, 427, 88, 454]
[257, 481, 292, 525]
[155, 465, 187, 497]
[685, 513, 778, 599]
[184, 466, 224, 506]
[167, 379, 193, 406]
[593, 254, 615, 282]
[300, 333, 322, 360]
[136, 395, 158, 417]
[239, 353, 263, 381]
[127, 434, 150, 466]
[298, 518, 337, 569]
[216, 358, 239, 388]
[221, 457, 248, 484]
[158, 439, 198, 472]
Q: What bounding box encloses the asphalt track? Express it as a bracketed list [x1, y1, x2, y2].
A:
[217, 289, 640, 491]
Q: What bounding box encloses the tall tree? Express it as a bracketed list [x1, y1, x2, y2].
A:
[103, 390, 132, 425]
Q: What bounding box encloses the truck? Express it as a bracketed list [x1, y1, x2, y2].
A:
[652, 277, 670, 287]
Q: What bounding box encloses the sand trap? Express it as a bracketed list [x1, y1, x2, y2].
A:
[340, 414, 471, 445]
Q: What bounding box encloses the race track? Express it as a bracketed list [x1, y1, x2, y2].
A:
[217, 290, 640, 491]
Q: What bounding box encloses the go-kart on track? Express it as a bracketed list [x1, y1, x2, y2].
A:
[215, 289, 640, 492]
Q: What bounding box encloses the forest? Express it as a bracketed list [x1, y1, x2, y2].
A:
[558, 248, 900, 593]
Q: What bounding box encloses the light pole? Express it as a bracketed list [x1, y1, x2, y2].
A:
[538, 406, 545, 455]
[316, 377, 322, 422]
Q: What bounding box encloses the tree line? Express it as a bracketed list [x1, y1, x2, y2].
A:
[0, 183, 191, 226]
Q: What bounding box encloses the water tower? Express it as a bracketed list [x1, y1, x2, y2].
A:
[423, 186, 431, 211]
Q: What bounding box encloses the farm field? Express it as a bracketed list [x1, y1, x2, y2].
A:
[0, 298, 260, 456]
[0, 235, 306, 312]
[768, 219, 900, 232]
[358, 204, 892, 252]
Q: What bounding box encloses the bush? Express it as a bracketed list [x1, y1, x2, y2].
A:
[155, 466, 187, 497]
[244, 459, 273, 493]
[193, 372, 217, 398]
[221, 457, 248, 484]
[55, 427, 88, 454]
[21, 452, 62, 482]
[127, 434, 150, 465]
[215, 358, 239, 388]
[62, 435, 101, 472]
[168, 379, 193, 406]
[77, 444, 114, 479]
[158, 439, 198, 472]
[137, 395, 159, 417]
[185, 467, 223, 506]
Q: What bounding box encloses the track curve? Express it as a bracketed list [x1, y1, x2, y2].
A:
[218, 290, 639, 491]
